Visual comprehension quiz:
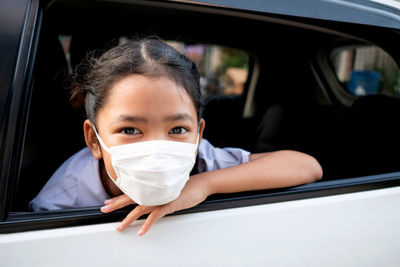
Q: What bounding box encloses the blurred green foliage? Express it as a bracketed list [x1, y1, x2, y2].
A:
[219, 47, 249, 74]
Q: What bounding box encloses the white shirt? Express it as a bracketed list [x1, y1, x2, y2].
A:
[29, 139, 250, 211]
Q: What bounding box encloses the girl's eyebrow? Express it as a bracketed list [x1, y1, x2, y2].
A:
[111, 115, 148, 124]
[111, 113, 194, 124]
[164, 113, 194, 123]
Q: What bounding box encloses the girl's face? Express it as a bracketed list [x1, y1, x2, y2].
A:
[84, 74, 205, 182]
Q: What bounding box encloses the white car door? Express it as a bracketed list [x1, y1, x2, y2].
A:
[1, 186, 400, 266]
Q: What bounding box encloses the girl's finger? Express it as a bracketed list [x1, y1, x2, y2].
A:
[101, 194, 135, 213]
[117, 205, 153, 231]
[137, 206, 171, 236]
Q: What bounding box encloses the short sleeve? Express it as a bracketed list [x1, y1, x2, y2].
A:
[197, 139, 250, 173]
[29, 148, 110, 211]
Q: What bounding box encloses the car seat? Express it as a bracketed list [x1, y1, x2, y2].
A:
[254, 93, 400, 180]
[348, 94, 400, 176]
[254, 100, 354, 180]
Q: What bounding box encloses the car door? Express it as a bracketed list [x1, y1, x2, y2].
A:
[1, 0, 400, 266]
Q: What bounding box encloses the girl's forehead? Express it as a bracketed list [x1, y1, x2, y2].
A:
[101, 75, 197, 119]
[109, 75, 188, 99]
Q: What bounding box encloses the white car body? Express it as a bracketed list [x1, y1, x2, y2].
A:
[1, 186, 400, 266]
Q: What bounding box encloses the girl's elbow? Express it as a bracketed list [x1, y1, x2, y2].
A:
[282, 150, 323, 183]
[309, 166, 323, 182]
[305, 156, 323, 182]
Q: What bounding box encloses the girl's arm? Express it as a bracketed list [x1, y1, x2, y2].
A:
[101, 150, 322, 235]
[205, 150, 322, 195]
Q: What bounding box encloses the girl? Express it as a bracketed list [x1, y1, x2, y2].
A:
[30, 38, 322, 236]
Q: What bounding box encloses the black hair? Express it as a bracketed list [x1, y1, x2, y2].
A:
[71, 38, 203, 126]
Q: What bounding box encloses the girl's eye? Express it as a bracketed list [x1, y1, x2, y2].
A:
[121, 128, 141, 135]
[169, 127, 188, 134]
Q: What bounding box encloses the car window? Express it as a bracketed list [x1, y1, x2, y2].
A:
[165, 41, 249, 97]
[330, 45, 400, 97]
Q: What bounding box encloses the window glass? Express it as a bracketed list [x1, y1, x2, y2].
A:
[166, 41, 249, 97]
[58, 35, 72, 75]
[331, 45, 400, 97]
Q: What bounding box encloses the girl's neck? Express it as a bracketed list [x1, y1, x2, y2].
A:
[99, 160, 123, 198]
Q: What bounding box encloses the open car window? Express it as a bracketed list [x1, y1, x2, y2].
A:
[330, 45, 400, 97]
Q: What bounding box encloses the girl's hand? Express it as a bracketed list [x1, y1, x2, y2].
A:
[100, 175, 211, 236]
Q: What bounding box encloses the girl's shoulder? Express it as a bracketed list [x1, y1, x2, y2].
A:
[29, 148, 109, 211]
[40, 148, 95, 188]
[197, 138, 251, 173]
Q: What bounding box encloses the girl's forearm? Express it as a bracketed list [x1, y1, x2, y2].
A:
[199, 150, 323, 196]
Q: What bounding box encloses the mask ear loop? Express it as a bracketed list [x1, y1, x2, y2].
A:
[91, 124, 111, 154]
[194, 120, 202, 147]
[91, 124, 120, 183]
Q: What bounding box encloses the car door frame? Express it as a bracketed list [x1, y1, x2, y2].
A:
[0, 0, 42, 222]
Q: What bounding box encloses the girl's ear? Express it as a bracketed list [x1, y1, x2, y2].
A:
[83, 119, 103, 159]
[198, 118, 206, 145]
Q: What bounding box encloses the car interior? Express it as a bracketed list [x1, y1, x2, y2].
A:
[12, 0, 400, 212]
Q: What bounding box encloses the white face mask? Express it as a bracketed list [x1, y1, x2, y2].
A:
[93, 126, 199, 206]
